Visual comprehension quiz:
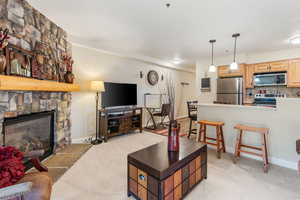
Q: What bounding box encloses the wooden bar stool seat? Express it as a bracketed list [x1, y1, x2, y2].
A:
[234, 124, 270, 173]
[197, 120, 226, 158]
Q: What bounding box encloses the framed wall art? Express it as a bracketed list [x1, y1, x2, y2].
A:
[7, 44, 33, 78]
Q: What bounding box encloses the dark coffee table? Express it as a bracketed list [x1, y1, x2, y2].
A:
[128, 138, 207, 200]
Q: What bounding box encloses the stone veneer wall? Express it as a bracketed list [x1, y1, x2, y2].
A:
[0, 0, 71, 54]
[0, 0, 73, 149]
[0, 91, 72, 150]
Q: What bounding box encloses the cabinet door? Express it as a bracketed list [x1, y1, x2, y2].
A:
[254, 63, 270, 73]
[245, 65, 254, 88]
[218, 65, 230, 77]
[218, 65, 244, 77]
[137, 169, 148, 188]
[269, 61, 289, 72]
[138, 185, 147, 200]
[231, 63, 245, 77]
[288, 59, 300, 87]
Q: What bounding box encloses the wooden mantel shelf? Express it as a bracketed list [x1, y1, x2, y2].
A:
[0, 75, 80, 92]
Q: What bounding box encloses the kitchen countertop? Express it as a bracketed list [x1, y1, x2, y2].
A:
[199, 98, 300, 111]
[198, 103, 277, 111]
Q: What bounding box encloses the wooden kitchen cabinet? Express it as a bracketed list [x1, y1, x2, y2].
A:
[254, 61, 288, 73]
[288, 59, 300, 87]
[218, 64, 245, 78]
[253, 63, 270, 73]
[218, 65, 230, 77]
[245, 64, 254, 88]
[269, 61, 289, 72]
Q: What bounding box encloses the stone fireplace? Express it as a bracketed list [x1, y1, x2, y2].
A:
[0, 91, 72, 153]
[0, 0, 75, 155]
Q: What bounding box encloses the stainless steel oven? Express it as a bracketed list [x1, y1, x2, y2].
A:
[254, 73, 287, 87]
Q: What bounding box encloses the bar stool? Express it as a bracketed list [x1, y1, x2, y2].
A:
[187, 101, 198, 138]
[233, 124, 269, 173]
[198, 120, 226, 158]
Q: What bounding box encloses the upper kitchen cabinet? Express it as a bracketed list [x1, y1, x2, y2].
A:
[218, 64, 245, 78]
[269, 61, 289, 72]
[288, 59, 300, 87]
[245, 64, 254, 88]
[253, 61, 288, 73]
[253, 63, 270, 73]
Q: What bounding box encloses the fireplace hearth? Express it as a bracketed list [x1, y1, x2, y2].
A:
[1, 111, 55, 168]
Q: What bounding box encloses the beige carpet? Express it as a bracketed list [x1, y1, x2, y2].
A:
[51, 132, 300, 200]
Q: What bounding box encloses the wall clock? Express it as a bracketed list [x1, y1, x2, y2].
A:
[147, 70, 159, 86]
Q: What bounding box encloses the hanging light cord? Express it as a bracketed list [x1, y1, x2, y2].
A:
[211, 42, 214, 65]
[209, 39, 216, 65]
[232, 33, 240, 63]
[233, 36, 237, 62]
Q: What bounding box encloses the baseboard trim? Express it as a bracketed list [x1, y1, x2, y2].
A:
[212, 146, 297, 170]
[176, 115, 188, 120]
[72, 136, 92, 144]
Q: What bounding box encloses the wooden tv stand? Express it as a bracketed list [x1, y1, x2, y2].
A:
[99, 107, 143, 142]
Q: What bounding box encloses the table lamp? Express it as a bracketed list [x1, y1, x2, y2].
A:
[90, 81, 105, 145]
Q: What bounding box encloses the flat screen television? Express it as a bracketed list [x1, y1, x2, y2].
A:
[101, 82, 137, 108]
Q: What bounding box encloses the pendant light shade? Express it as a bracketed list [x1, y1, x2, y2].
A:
[230, 33, 240, 70]
[209, 65, 216, 72]
[230, 62, 238, 70]
[208, 39, 216, 72]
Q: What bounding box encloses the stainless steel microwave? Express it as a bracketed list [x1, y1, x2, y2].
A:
[254, 73, 287, 87]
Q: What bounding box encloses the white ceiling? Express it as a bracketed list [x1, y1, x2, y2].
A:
[28, 0, 300, 70]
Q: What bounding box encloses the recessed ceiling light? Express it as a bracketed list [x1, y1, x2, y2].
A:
[290, 36, 300, 44]
[173, 58, 182, 65]
[173, 60, 181, 65]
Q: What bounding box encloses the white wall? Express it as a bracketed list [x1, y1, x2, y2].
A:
[71, 45, 196, 140]
[196, 47, 300, 102]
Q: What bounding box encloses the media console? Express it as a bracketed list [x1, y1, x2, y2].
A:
[99, 107, 143, 142]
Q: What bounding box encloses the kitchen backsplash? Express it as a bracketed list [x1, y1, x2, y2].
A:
[246, 87, 300, 98]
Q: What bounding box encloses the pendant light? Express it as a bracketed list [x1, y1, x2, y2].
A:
[208, 39, 216, 72]
[230, 33, 240, 70]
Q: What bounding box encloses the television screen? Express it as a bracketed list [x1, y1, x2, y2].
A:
[101, 82, 137, 108]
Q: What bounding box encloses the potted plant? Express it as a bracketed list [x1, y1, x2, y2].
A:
[166, 75, 180, 152]
[63, 55, 75, 83]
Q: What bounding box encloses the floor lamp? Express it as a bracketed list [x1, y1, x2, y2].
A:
[90, 81, 105, 145]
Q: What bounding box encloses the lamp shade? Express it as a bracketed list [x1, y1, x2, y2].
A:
[90, 81, 105, 92]
[209, 65, 216, 72]
[230, 62, 238, 70]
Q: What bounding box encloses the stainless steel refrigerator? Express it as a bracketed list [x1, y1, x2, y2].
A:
[217, 77, 243, 105]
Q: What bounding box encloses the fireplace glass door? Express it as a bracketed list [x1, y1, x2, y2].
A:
[2, 111, 54, 166]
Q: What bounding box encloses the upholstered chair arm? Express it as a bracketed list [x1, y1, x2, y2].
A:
[24, 150, 45, 159]
[24, 150, 48, 172]
[0, 182, 32, 200]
